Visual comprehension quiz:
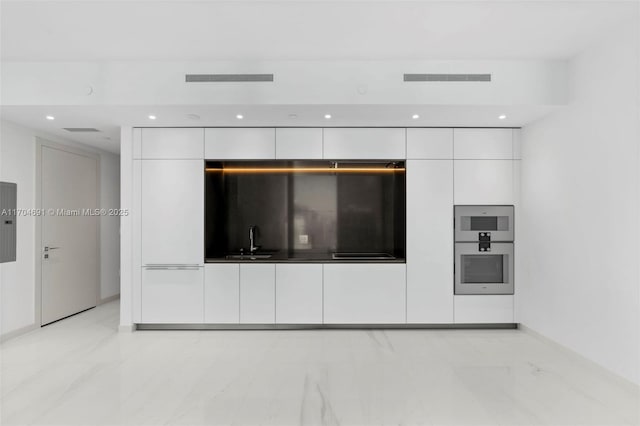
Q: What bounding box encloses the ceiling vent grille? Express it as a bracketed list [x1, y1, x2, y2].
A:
[185, 74, 274, 82]
[404, 73, 491, 82]
[63, 128, 100, 132]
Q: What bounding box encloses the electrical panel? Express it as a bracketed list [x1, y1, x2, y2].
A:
[0, 182, 17, 263]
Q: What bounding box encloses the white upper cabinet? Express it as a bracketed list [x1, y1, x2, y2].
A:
[141, 128, 204, 159]
[240, 264, 275, 324]
[141, 160, 204, 265]
[276, 128, 323, 159]
[406, 160, 454, 323]
[406, 128, 453, 159]
[453, 129, 513, 159]
[205, 128, 275, 159]
[276, 264, 323, 324]
[323, 128, 405, 159]
[323, 264, 406, 324]
[454, 160, 515, 205]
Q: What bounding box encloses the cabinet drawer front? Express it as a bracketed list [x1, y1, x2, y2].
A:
[323, 264, 406, 324]
[454, 295, 514, 323]
[323, 128, 405, 159]
[142, 268, 204, 323]
[141, 128, 204, 159]
[205, 128, 275, 159]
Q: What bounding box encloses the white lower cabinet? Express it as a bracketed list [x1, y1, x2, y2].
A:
[275, 264, 323, 324]
[323, 264, 406, 324]
[141, 267, 204, 323]
[204, 264, 240, 323]
[454, 295, 514, 323]
[240, 264, 275, 324]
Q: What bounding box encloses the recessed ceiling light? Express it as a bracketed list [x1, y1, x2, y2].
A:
[324, 114, 332, 119]
[499, 114, 507, 120]
[236, 114, 244, 120]
[46, 115, 55, 120]
[148, 115, 157, 120]
[412, 114, 420, 119]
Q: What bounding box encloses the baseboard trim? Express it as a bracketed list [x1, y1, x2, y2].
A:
[519, 323, 639, 389]
[99, 294, 120, 305]
[118, 324, 135, 333]
[0, 323, 39, 344]
[136, 323, 518, 330]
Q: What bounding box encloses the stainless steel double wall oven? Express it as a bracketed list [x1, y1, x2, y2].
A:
[454, 205, 514, 295]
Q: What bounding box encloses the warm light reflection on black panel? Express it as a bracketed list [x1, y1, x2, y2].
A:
[205, 160, 406, 260]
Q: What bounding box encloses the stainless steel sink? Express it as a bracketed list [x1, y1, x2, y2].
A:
[225, 254, 272, 260]
[331, 252, 396, 260]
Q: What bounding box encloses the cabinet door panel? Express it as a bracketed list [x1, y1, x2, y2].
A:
[454, 129, 512, 159]
[141, 267, 204, 323]
[454, 160, 514, 205]
[406, 160, 454, 323]
[205, 128, 275, 159]
[323, 128, 405, 159]
[407, 128, 453, 159]
[205, 264, 240, 323]
[276, 128, 323, 159]
[141, 160, 204, 265]
[323, 264, 406, 323]
[240, 264, 275, 323]
[141, 128, 204, 159]
[454, 295, 514, 323]
[276, 264, 322, 324]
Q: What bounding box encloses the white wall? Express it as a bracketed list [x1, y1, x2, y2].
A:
[0, 120, 120, 339]
[100, 152, 120, 300]
[519, 20, 640, 384]
[0, 121, 37, 336]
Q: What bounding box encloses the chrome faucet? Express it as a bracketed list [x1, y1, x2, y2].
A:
[249, 225, 260, 254]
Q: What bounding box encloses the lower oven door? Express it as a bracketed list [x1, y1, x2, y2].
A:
[455, 243, 514, 295]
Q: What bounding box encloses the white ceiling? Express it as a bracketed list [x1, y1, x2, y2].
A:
[1, 1, 636, 154]
[1, 1, 637, 61]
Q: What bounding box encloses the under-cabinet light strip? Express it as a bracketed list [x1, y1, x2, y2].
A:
[205, 167, 406, 174]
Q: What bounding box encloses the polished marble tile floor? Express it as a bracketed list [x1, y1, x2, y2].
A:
[1, 301, 638, 426]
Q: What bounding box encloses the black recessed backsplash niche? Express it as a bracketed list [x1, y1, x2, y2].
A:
[205, 160, 406, 261]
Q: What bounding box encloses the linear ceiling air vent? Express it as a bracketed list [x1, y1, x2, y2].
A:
[404, 73, 491, 82]
[63, 128, 100, 132]
[185, 74, 274, 82]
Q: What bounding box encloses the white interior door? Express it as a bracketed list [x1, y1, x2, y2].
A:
[41, 145, 99, 325]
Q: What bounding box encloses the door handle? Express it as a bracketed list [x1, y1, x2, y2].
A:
[44, 246, 60, 252]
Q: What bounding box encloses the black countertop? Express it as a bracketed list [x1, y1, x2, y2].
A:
[205, 251, 406, 264]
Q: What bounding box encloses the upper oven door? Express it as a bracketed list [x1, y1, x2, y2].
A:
[455, 242, 514, 295]
[454, 205, 514, 242]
